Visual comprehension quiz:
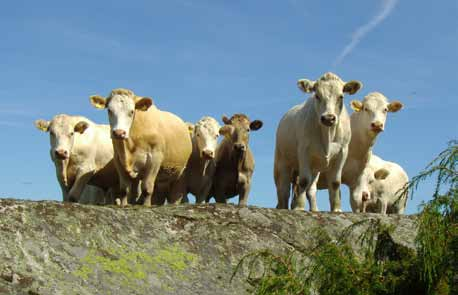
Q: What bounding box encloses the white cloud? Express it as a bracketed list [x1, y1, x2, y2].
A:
[334, 0, 398, 66]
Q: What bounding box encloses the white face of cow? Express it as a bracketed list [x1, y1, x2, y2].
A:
[351, 92, 403, 136]
[89, 89, 152, 140]
[193, 117, 220, 159]
[34, 115, 89, 160]
[354, 167, 390, 211]
[297, 72, 362, 127]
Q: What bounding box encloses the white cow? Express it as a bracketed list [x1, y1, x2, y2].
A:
[35, 114, 118, 204]
[274, 72, 363, 212]
[308, 92, 403, 211]
[353, 154, 409, 214]
[185, 117, 221, 203]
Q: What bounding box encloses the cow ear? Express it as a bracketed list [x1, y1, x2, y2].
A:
[89, 95, 107, 109]
[219, 125, 233, 137]
[74, 121, 89, 134]
[250, 120, 263, 131]
[186, 122, 195, 135]
[374, 168, 390, 180]
[222, 115, 231, 125]
[388, 101, 403, 113]
[343, 80, 363, 95]
[34, 119, 50, 132]
[297, 79, 315, 93]
[350, 100, 363, 112]
[135, 97, 153, 111]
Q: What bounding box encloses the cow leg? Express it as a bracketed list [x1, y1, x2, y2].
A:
[306, 172, 319, 212]
[168, 173, 187, 205]
[349, 188, 362, 213]
[294, 151, 313, 211]
[142, 151, 163, 207]
[378, 199, 388, 215]
[238, 172, 251, 207]
[128, 179, 141, 204]
[68, 170, 95, 202]
[274, 162, 291, 209]
[327, 147, 348, 213]
[196, 176, 212, 204]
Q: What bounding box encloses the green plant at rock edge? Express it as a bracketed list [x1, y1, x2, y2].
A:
[233, 140, 457, 295]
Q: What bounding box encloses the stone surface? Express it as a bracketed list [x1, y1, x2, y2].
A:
[0, 199, 417, 295]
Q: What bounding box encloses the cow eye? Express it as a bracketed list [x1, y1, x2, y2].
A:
[50, 131, 55, 137]
[384, 108, 388, 113]
[339, 95, 344, 100]
[315, 94, 320, 100]
[70, 132, 74, 136]
[129, 110, 134, 116]
[108, 109, 113, 115]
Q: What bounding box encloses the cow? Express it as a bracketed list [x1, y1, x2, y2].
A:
[353, 154, 409, 214]
[274, 72, 362, 212]
[89, 88, 192, 207]
[304, 92, 404, 211]
[209, 114, 263, 206]
[185, 117, 221, 203]
[34, 114, 118, 204]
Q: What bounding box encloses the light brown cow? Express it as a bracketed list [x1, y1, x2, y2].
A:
[185, 117, 221, 203]
[209, 114, 263, 206]
[34, 114, 118, 204]
[89, 88, 192, 206]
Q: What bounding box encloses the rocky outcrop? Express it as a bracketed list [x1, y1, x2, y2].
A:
[0, 199, 417, 295]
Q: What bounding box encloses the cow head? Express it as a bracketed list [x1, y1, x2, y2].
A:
[298, 72, 362, 127]
[355, 167, 390, 212]
[351, 92, 403, 136]
[34, 115, 89, 160]
[89, 88, 152, 140]
[219, 114, 263, 153]
[193, 117, 221, 160]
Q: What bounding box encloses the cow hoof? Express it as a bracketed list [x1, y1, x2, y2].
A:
[332, 208, 343, 213]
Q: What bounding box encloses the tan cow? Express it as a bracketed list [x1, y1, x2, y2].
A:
[274, 72, 362, 212]
[185, 117, 221, 203]
[89, 88, 192, 206]
[209, 114, 263, 206]
[34, 114, 118, 204]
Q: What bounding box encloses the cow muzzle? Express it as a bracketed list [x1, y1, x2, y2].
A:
[112, 129, 127, 139]
[234, 143, 247, 152]
[54, 149, 69, 160]
[370, 122, 384, 133]
[201, 149, 215, 160]
[320, 114, 336, 127]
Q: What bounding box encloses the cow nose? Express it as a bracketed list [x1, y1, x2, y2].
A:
[202, 149, 214, 159]
[371, 122, 384, 132]
[320, 114, 336, 126]
[112, 129, 127, 139]
[234, 143, 246, 152]
[55, 149, 69, 159]
[362, 192, 369, 202]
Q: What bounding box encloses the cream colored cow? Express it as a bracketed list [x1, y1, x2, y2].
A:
[308, 92, 404, 211]
[353, 154, 409, 214]
[89, 88, 192, 206]
[185, 117, 221, 203]
[274, 72, 362, 212]
[35, 114, 118, 204]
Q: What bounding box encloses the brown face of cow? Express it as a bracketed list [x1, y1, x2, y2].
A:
[220, 114, 263, 153]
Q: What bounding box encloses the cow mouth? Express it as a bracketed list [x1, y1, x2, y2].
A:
[321, 120, 335, 127]
[370, 127, 384, 133]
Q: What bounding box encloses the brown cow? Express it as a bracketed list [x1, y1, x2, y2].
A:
[209, 114, 263, 206]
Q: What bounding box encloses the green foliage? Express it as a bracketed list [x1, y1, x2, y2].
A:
[234, 141, 457, 295]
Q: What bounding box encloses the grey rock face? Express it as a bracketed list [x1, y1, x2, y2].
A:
[0, 199, 417, 295]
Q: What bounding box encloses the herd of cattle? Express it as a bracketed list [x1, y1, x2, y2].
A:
[35, 72, 408, 214]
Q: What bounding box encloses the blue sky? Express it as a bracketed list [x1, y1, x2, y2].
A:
[1, 0, 456, 213]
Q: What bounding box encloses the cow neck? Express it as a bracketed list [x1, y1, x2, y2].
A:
[319, 123, 337, 162]
[55, 158, 70, 188]
[190, 137, 210, 176]
[348, 126, 377, 164]
[112, 136, 136, 175]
